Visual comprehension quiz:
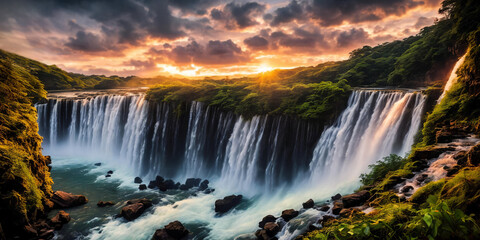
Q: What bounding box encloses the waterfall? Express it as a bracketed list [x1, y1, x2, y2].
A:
[438, 54, 467, 102]
[309, 91, 425, 185]
[36, 90, 425, 192]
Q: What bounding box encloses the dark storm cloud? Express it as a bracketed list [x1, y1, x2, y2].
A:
[65, 31, 109, 52]
[244, 26, 372, 54]
[244, 36, 269, 50]
[336, 28, 370, 48]
[0, 0, 186, 53]
[168, 0, 219, 15]
[270, 0, 305, 26]
[268, 0, 427, 27]
[159, 39, 250, 65]
[210, 2, 266, 29]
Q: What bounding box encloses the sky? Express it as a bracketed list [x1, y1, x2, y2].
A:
[0, 0, 444, 77]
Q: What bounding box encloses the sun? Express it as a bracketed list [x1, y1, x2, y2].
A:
[257, 64, 274, 73]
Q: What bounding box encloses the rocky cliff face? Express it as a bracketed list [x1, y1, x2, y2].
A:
[0, 59, 53, 238]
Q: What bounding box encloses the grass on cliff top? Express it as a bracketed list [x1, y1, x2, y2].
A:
[146, 78, 352, 121]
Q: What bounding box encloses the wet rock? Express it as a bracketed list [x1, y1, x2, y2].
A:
[416, 174, 429, 183]
[51, 191, 88, 208]
[341, 190, 370, 208]
[332, 201, 343, 215]
[410, 146, 456, 160]
[165, 221, 189, 239]
[164, 180, 177, 189]
[264, 222, 280, 237]
[107, 170, 114, 174]
[49, 210, 71, 230]
[94, 163, 101, 166]
[454, 151, 468, 165]
[401, 185, 414, 193]
[214, 195, 243, 213]
[259, 215, 277, 228]
[97, 201, 115, 207]
[156, 176, 165, 184]
[199, 180, 209, 191]
[148, 181, 157, 189]
[151, 221, 189, 240]
[255, 229, 270, 240]
[436, 126, 467, 143]
[105, 174, 111, 178]
[158, 182, 167, 192]
[281, 209, 299, 222]
[320, 205, 330, 212]
[331, 193, 342, 201]
[302, 199, 314, 209]
[139, 184, 147, 190]
[151, 229, 174, 240]
[185, 178, 201, 188]
[134, 177, 143, 184]
[179, 184, 189, 190]
[467, 143, 480, 166]
[121, 199, 153, 221]
[447, 165, 461, 177]
[204, 188, 215, 194]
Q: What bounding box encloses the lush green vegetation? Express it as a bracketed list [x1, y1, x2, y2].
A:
[360, 154, 406, 186]
[146, 77, 351, 121]
[0, 59, 52, 237]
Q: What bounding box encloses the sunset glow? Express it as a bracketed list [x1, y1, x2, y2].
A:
[0, 0, 443, 77]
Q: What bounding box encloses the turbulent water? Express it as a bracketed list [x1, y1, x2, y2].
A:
[37, 90, 426, 240]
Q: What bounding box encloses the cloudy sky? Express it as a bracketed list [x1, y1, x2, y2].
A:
[0, 0, 443, 77]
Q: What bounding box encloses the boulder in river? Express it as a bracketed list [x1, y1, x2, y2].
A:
[281, 209, 299, 222]
[179, 184, 189, 190]
[151, 221, 189, 240]
[148, 181, 157, 189]
[332, 201, 343, 215]
[302, 199, 314, 209]
[121, 199, 152, 221]
[263, 222, 280, 237]
[199, 180, 209, 191]
[49, 210, 71, 230]
[94, 163, 101, 166]
[319, 205, 330, 212]
[134, 177, 143, 184]
[214, 195, 242, 213]
[156, 176, 165, 184]
[164, 179, 177, 189]
[185, 178, 201, 188]
[331, 193, 342, 201]
[51, 191, 88, 208]
[107, 170, 114, 174]
[341, 190, 370, 208]
[97, 201, 115, 207]
[105, 174, 111, 178]
[139, 184, 147, 190]
[259, 215, 277, 228]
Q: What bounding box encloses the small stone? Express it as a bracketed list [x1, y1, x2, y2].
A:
[134, 177, 143, 184]
[94, 163, 101, 166]
[302, 199, 314, 209]
[107, 170, 114, 174]
[281, 209, 299, 222]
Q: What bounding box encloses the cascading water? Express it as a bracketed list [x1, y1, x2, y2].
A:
[36, 89, 426, 240]
[438, 53, 467, 102]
